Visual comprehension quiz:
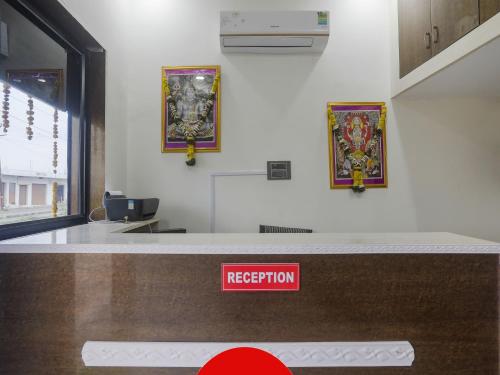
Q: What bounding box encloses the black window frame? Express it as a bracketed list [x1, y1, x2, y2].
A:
[0, 0, 103, 240]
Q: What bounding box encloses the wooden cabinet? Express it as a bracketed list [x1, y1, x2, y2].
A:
[398, 0, 432, 77]
[431, 0, 479, 54]
[480, 0, 500, 23]
[399, 0, 480, 77]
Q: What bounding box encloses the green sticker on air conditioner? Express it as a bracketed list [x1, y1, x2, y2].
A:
[317, 12, 328, 26]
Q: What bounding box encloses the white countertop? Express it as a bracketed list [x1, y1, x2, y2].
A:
[0, 220, 498, 254]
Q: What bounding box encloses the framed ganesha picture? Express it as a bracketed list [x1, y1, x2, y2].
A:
[161, 66, 221, 157]
[327, 102, 388, 192]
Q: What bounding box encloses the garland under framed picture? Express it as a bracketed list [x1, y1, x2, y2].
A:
[327, 102, 387, 192]
[161, 65, 221, 165]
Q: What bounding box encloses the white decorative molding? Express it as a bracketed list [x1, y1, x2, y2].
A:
[82, 341, 415, 368]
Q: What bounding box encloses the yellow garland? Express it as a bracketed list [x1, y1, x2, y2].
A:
[327, 107, 336, 130]
[162, 76, 170, 96]
[51, 182, 58, 217]
[377, 105, 387, 133]
[186, 137, 195, 166]
[211, 73, 220, 94]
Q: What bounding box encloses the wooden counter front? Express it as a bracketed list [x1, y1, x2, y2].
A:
[0, 254, 497, 374]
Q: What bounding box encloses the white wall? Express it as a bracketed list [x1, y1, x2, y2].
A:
[394, 96, 500, 242]
[68, 0, 500, 237]
[126, 0, 419, 233]
[57, 0, 419, 233]
[387, 0, 500, 242]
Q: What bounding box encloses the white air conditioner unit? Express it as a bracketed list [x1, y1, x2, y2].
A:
[220, 11, 330, 54]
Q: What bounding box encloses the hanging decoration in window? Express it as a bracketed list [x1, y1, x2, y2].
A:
[327, 102, 387, 192]
[161, 66, 221, 166]
[51, 108, 59, 217]
[2, 82, 10, 133]
[52, 108, 58, 173]
[26, 95, 34, 140]
[0, 76, 69, 219]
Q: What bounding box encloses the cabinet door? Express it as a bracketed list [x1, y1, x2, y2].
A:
[480, 0, 500, 23]
[431, 0, 479, 54]
[398, 0, 432, 77]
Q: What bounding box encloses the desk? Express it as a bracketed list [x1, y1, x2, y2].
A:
[1, 223, 497, 253]
[0, 227, 498, 374]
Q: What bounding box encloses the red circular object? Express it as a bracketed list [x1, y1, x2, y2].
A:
[198, 347, 292, 375]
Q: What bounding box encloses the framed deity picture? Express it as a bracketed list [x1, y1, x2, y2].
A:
[161, 65, 221, 153]
[327, 102, 388, 190]
[6, 69, 64, 108]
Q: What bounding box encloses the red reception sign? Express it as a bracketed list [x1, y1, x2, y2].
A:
[221, 263, 300, 292]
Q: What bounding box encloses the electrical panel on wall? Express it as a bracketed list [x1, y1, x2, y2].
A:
[267, 161, 291, 180]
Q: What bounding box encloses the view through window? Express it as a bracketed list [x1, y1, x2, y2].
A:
[0, 0, 82, 227]
[0, 81, 68, 224]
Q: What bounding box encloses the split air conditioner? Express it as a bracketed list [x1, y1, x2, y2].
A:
[220, 11, 330, 54]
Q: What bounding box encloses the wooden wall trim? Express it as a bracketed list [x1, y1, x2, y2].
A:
[87, 51, 106, 219]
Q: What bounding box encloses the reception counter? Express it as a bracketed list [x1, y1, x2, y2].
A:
[0, 222, 498, 374]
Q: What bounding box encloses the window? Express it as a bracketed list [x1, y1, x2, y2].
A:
[0, 0, 104, 240]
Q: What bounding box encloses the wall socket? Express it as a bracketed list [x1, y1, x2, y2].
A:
[267, 161, 291, 180]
